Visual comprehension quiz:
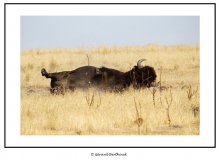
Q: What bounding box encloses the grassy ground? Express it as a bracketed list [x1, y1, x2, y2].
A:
[20, 44, 200, 135]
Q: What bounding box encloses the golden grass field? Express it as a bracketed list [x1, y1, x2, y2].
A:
[20, 44, 200, 135]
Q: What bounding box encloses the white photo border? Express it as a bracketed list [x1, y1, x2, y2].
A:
[5, 3, 215, 147]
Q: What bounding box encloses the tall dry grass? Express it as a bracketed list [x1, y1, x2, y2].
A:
[20, 44, 200, 135]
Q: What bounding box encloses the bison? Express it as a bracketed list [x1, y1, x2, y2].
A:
[41, 59, 157, 93]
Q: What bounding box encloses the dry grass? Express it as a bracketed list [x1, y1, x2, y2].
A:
[20, 44, 200, 135]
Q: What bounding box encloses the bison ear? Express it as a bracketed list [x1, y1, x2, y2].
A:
[137, 59, 146, 69]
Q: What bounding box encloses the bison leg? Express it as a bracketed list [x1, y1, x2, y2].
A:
[41, 68, 54, 78]
[41, 68, 70, 80]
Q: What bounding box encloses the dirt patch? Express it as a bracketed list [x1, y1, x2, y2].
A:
[21, 86, 51, 95]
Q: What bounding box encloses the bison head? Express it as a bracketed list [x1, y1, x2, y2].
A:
[132, 59, 157, 88]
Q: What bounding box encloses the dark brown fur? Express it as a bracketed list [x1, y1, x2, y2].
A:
[91, 65, 157, 91]
[132, 65, 157, 88]
[41, 66, 98, 92]
[41, 68, 71, 88]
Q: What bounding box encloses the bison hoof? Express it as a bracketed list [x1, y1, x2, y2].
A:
[41, 68, 47, 76]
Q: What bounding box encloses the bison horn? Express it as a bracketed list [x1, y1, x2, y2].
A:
[137, 59, 146, 69]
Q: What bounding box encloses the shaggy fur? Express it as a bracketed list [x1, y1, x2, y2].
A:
[91, 67, 131, 91]
[132, 65, 157, 88]
[92, 65, 157, 91]
[41, 66, 98, 92]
